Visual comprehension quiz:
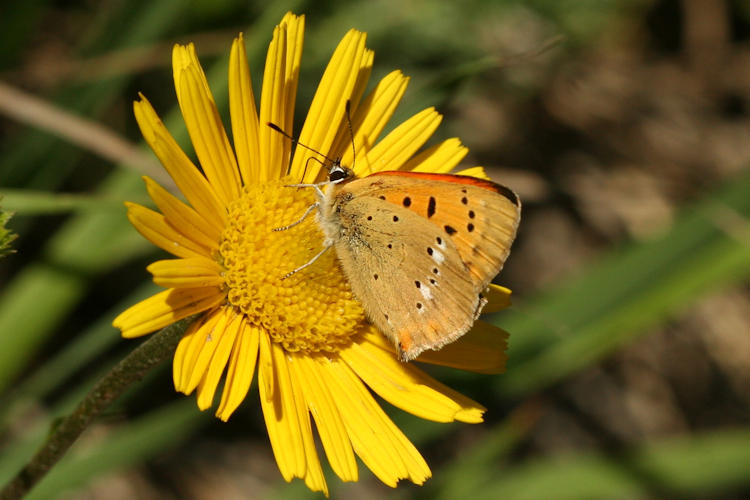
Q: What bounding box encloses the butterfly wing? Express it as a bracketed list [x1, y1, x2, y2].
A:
[331, 195, 484, 360]
[365, 171, 521, 286]
[331, 172, 520, 361]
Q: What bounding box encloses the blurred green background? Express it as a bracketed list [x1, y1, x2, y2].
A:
[2, 0, 750, 498]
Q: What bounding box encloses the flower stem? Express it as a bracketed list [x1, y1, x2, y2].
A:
[0, 316, 195, 500]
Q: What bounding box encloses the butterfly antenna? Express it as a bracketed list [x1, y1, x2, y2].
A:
[266, 123, 337, 169]
[345, 100, 356, 172]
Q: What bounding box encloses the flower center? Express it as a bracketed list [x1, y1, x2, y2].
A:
[219, 177, 366, 353]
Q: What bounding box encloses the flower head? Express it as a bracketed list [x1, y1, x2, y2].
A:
[114, 12, 512, 494]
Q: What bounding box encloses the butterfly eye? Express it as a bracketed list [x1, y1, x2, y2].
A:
[329, 163, 349, 182]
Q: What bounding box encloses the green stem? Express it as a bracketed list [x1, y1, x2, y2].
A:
[0, 316, 195, 500]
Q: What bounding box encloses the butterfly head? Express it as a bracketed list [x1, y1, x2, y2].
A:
[327, 161, 354, 184]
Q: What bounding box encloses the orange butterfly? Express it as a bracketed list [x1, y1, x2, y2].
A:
[283, 160, 520, 361]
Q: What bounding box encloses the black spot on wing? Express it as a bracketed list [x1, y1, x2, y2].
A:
[427, 197, 436, 217]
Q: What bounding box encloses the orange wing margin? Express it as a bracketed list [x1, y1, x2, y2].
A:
[368, 171, 520, 206]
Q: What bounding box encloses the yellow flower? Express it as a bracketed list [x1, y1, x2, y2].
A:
[113, 12, 512, 494]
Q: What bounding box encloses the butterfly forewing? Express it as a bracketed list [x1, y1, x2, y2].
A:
[342, 172, 520, 287]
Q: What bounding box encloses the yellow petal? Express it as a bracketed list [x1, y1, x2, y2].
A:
[326, 358, 431, 486]
[147, 257, 223, 288]
[258, 336, 306, 482]
[258, 23, 289, 182]
[329, 49, 374, 169]
[401, 138, 468, 173]
[181, 309, 231, 394]
[174, 44, 241, 204]
[258, 330, 275, 402]
[287, 355, 328, 495]
[196, 311, 243, 410]
[143, 176, 221, 246]
[341, 335, 485, 423]
[125, 202, 211, 259]
[456, 165, 490, 180]
[364, 108, 442, 173]
[113, 287, 224, 338]
[346, 49, 374, 119]
[173, 314, 207, 391]
[279, 13, 305, 163]
[216, 320, 260, 421]
[133, 96, 226, 228]
[290, 355, 358, 482]
[291, 30, 368, 182]
[484, 284, 512, 313]
[229, 34, 261, 185]
[331, 70, 409, 176]
[173, 308, 223, 392]
[414, 321, 508, 375]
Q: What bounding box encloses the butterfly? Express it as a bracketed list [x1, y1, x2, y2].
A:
[269, 123, 521, 361]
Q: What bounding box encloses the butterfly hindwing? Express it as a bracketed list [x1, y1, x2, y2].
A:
[330, 193, 485, 360]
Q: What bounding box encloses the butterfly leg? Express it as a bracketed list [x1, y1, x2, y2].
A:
[281, 242, 332, 280]
[285, 182, 328, 199]
[273, 202, 319, 232]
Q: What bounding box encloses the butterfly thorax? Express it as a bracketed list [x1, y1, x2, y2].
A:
[315, 163, 355, 246]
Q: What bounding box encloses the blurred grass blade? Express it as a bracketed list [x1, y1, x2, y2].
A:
[25, 400, 206, 500]
[492, 168, 750, 397]
[0, 0, 186, 190]
[0, 80, 171, 187]
[428, 400, 543, 500]
[1, 189, 144, 215]
[460, 427, 750, 500]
